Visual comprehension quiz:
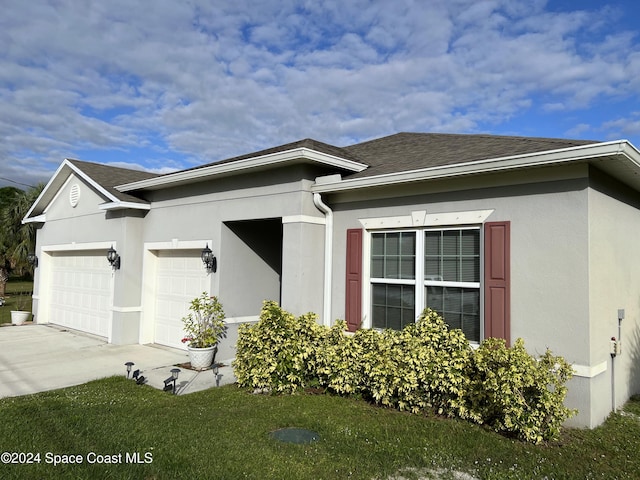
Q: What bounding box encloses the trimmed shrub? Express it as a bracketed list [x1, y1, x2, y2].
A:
[392, 309, 473, 417]
[466, 337, 576, 443]
[233, 303, 575, 443]
[233, 301, 325, 393]
[315, 320, 364, 396]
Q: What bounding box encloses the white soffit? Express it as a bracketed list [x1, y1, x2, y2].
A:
[117, 148, 369, 192]
[312, 140, 640, 193]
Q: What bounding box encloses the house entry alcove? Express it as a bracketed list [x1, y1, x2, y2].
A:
[220, 218, 283, 317]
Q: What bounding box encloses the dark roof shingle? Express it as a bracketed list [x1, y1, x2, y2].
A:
[176, 138, 367, 174]
[67, 159, 159, 203]
[342, 132, 599, 179]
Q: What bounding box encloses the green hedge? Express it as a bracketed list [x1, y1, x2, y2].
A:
[233, 301, 575, 443]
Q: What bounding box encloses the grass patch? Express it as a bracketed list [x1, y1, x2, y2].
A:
[0, 278, 33, 324]
[0, 378, 639, 479]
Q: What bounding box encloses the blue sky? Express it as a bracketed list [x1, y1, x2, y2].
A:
[2, 0, 640, 189]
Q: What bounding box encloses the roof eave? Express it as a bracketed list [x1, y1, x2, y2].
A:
[312, 140, 640, 193]
[116, 147, 369, 192]
[22, 159, 124, 222]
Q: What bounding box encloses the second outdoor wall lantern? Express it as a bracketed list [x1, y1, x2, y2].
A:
[107, 245, 121, 270]
[201, 243, 217, 273]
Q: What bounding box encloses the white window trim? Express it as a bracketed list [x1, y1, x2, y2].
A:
[363, 224, 484, 342]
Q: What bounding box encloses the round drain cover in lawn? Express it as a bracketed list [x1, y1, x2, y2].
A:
[269, 428, 320, 444]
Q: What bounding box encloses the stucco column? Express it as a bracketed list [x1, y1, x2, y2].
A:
[280, 220, 325, 319]
[109, 212, 145, 345]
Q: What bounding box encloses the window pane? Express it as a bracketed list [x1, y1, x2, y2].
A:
[386, 233, 400, 255]
[400, 256, 415, 279]
[371, 257, 384, 278]
[425, 286, 443, 313]
[442, 231, 459, 255]
[372, 284, 386, 305]
[372, 232, 415, 280]
[372, 305, 386, 329]
[463, 314, 480, 343]
[425, 231, 440, 255]
[442, 257, 457, 282]
[372, 234, 384, 256]
[402, 286, 415, 310]
[401, 233, 416, 255]
[387, 307, 402, 330]
[444, 287, 462, 312]
[425, 286, 480, 343]
[372, 284, 416, 330]
[461, 257, 479, 282]
[387, 284, 402, 306]
[461, 230, 479, 256]
[385, 256, 400, 279]
[462, 289, 480, 314]
[425, 258, 441, 280]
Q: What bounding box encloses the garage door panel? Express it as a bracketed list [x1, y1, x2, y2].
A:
[48, 251, 112, 338]
[153, 250, 209, 349]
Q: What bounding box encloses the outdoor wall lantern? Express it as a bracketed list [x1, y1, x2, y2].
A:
[201, 243, 217, 273]
[27, 253, 38, 268]
[125, 361, 135, 378]
[106, 245, 121, 270]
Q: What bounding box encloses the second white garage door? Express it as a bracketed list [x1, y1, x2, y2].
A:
[48, 250, 113, 338]
[153, 250, 210, 349]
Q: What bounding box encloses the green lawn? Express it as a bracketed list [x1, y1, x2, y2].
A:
[0, 279, 33, 324]
[0, 378, 639, 479]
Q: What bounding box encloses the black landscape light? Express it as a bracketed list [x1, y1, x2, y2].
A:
[164, 368, 181, 395]
[125, 361, 135, 378]
[213, 364, 220, 387]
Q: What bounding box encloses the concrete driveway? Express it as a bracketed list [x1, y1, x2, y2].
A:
[0, 324, 235, 398]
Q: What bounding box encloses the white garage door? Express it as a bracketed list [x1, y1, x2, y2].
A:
[154, 250, 210, 349]
[49, 251, 113, 338]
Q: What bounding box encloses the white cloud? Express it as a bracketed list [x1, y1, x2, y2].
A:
[1, 0, 640, 188]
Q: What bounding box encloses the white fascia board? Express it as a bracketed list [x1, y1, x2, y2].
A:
[22, 160, 70, 222]
[99, 201, 151, 211]
[312, 140, 635, 193]
[116, 148, 369, 192]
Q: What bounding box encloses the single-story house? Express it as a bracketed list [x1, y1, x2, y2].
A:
[23, 132, 640, 428]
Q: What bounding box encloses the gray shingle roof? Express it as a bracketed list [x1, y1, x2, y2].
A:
[73, 132, 602, 194]
[341, 132, 599, 179]
[67, 159, 159, 203]
[176, 138, 367, 174]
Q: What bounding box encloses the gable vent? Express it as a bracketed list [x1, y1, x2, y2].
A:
[69, 183, 81, 207]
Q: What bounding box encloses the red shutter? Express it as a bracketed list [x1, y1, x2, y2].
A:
[484, 221, 511, 345]
[345, 228, 363, 332]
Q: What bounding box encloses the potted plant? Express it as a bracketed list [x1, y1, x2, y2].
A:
[181, 292, 226, 370]
[10, 291, 32, 325]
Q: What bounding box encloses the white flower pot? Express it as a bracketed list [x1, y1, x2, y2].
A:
[187, 346, 216, 371]
[11, 311, 31, 325]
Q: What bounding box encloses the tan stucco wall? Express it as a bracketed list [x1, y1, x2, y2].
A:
[329, 166, 591, 357]
[327, 165, 600, 426]
[587, 168, 640, 427]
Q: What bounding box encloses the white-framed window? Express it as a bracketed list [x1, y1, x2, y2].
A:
[370, 227, 481, 342]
